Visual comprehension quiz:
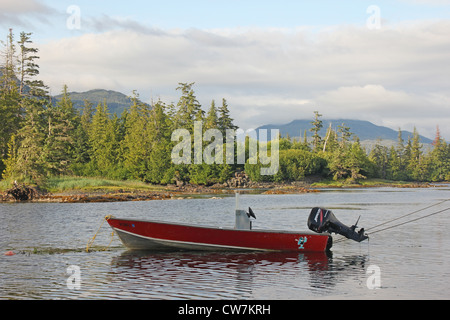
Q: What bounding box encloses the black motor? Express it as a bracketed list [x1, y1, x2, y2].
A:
[308, 207, 368, 242]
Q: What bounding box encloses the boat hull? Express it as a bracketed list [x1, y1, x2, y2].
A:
[107, 218, 331, 252]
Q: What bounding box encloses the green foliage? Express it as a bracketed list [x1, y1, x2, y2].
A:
[1, 30, 448, 187]
[43, 85, 78, 176]
[310, 111, 323, 152]
[245, 149, 326, 182]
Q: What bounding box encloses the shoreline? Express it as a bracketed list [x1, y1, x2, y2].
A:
[0, 179, 445, 203]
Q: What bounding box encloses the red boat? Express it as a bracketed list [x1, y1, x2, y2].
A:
[106, 198, 368, 253]
[107, 217, 332, 252]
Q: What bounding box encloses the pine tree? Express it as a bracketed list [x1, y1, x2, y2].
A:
[173, 82, 204, 132]
[369, 142, 389, 179]
[70, 100, 93, 173]
[43, 85, 77, 175]
[146, 100, 173, 184]
[5, 99, 47, 182]
[432, 125, 442, 147]
[88, 100, 121, 177]
[217, 98, 237, 135]
[17, 32, 48, 98]
[1, 29, 17, 93]
[337, 123, 352, 147]
[204, 100, 218, 130]
[406, 127, 424, 181]
[2, 134, 18, 180]
[121, 91, 152, 180]
[386, 129, 408, 181]
[0, 29, 22, 177]
[427, 125, 449, 181]
[1, 30, 50, 182]
[310, 111, 323, 152]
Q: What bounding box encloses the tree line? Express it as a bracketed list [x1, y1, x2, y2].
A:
[245, 111, 450, 183]
[1, 30, 449, 187]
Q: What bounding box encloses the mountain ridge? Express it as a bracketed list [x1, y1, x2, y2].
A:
[53, 88, 149, 115]
[53, 88, 434, 145]
[256, 119, 434, 144]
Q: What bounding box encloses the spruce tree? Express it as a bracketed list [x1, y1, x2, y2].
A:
[173, 82, 203, 132]
[121, 91, 152, 180]
[310, 111, 323, 152]
[17, 32, 48, 98]
[146, 100, 173, 183]
[88, 100, 121, 177]
[4, 99, 47, 182]
[428, 126, 449, 181]
[407, 127, 425, 181]
[205, 100, 218, 130]
[0, 29, 22, 177]
[217, 98, 237, 135]
[43, 85, 77, 175]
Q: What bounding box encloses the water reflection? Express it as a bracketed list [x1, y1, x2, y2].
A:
[99, 250, 367, 299]
[4, 186, 446, 299]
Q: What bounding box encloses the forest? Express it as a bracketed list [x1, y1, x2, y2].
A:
[1, 30, 449, 189]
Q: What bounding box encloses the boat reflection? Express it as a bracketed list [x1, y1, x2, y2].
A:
[106, 249, 366, 299]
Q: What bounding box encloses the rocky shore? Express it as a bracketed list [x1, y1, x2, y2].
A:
[0, 180, 319, 203]
[0, 178, 441, 203]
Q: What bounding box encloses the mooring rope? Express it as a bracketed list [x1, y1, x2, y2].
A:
[86, 215, 114, 252]
[366, 198, 450, 233]
[367, 206, 450, 235]
[334, 199, 450, 244]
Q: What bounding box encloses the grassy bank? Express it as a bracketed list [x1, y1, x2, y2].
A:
[45, 176, 170, 193]
[0, 176, 167, 193]
[1, 176, 440, 195]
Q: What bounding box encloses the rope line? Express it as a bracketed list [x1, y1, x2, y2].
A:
[86, 215, 114, 252]
[367, 207, 450, 235]
[333, 199, 450, 244]
[366, 199, 450, 232]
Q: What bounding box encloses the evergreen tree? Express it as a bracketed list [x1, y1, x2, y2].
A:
[1, 30, 50, 182]
[146, 100, 173, 184]
[43, 85, 77, 175]
[217, 98, 237, 135]
[121, 91, 152, 180]
[204, 100, 218, 130]
[406, 127, 425, 181]
[369, 142, 389, 179]
[17, 32, 48, 98]
[173, 82, 203, 132]
[386, 129, 408, 181]
[310, 111, 323, 152]
[322, 123, 337, 152]
[88, 100, 121, 177]
[70, 100, 93, 174]
[428, 126, 450, 181]
[337, 123, 352, 147]
[0, 29, 22, 177]
[1, 29, 17, 93]
[4, 99, 46, 182]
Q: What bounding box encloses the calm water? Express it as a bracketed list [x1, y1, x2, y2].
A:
[1, 186, 449, 300]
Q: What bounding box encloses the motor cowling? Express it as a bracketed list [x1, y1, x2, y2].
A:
[308, 207, 368, 242]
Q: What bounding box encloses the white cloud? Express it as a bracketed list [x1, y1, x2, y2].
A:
[398, 0, 450, 5]
[0, 0, 55, 26]
[37, 19, 450, 139]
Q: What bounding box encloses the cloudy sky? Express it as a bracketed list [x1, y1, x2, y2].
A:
[1, 0, 450, 140]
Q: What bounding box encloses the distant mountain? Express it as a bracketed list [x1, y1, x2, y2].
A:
[256, 119, 433, 144]
[53, 89, 149, 115]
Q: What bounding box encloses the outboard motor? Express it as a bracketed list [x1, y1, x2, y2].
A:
[308, 207, 368, 242]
